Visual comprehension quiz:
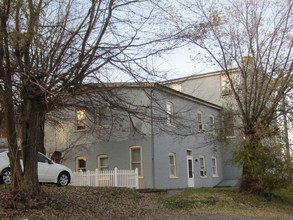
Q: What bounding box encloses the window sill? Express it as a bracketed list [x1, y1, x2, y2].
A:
[200, 176, 208, 178]
[167, 123, 176, 127]
[212, 175, 219, 178]
[96, 125, 110, 130]
[74, 129, 88, 133]
[169, 176, 178, 179]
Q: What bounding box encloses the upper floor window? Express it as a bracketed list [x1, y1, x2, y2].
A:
[166, 102, 174, 125]
[76, 156, 86, 172]
[76, 109, 86, 130]
[97, 154, 109, 171]
[212, 156, 218, 177]
[197, 111, 204, 131]
[199, 156, 207, 177]
[130, 146, 143, 177]
[169, 152, 177, 178]
[223, 113, 235, 137]
[96, 104, 110, 128]
[221, 75, 232, 96]
[209, 115, 216, 134]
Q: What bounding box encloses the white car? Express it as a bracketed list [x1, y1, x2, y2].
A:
[0, 149, 72, 186]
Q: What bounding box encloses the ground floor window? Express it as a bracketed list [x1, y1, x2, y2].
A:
[76, 156, 86, 172]
[212, 156, 218, 177]
[199, 156, 207, 177]
[97, 154, 109, 171]
[130, 146, 143, 177]
[169, 152, 177, 178]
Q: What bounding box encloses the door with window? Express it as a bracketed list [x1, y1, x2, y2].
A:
[186, 150, 194, 187]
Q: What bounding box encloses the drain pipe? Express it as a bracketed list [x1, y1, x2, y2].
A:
[150, 88, 156, 189]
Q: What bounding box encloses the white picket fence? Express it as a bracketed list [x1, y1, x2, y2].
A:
[71, 168, 139, 189]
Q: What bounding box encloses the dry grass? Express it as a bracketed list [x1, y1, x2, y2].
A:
[162, 187, 293, 219]
[0, 185, 292, 220]
[0, 185, 179, 220]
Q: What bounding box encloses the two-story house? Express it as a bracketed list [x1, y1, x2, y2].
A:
[45, 82, 238, 189]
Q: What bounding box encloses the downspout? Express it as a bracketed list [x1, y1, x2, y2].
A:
[150, 88, 156, 189]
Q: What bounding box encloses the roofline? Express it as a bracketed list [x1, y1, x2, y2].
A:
[83, 82, 222, 110]
[154, 84, 222, 110]
[160, 68, 238, 85]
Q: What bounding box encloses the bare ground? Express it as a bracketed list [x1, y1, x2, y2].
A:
[0, 185, 292, 220]
[0, 185, 189, 220]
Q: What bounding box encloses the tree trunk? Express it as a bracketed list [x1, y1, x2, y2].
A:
[0, 8, 23, 189]
[2, 81, 23, 191]
[239, 132, 257, 193]
[20, 97, 45, 198]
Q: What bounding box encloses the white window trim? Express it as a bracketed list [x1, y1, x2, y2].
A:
[96, 104, 110, 130]
[76, 109, 87, 131]
[197, 111, 204, 132]
[76, 156, 86, 172]
[199, 155, 207, 178]
[221, 74, 232, 96]
[212, 156, 219, 177]
[168, 152, 177, 178]
[129, 146, 143, 178]
[186, 149, 192, 156]
[97, 154, 109, 170]
[209, 115, 216, 135]
[166, 102, 175, 126]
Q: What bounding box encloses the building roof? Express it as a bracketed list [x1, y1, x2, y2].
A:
[83, 82, 222, 110]
[160, 68, 238, 85]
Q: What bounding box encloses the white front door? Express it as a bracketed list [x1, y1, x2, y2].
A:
[187, 155, 194, 187]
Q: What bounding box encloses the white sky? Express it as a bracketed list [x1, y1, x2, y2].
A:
[157, 46, 219, 80]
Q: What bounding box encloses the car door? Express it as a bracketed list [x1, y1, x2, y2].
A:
[37, 153, 57, 183]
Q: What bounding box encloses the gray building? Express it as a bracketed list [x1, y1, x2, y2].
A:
[161, 69, 243, 186]
[45, 82, 241, 189]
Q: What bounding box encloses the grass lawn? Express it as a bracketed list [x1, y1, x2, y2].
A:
[160, 187, 293, 218]
[0, 185, 292, 219]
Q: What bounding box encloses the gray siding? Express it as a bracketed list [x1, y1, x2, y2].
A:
[45, 84, 236, 189]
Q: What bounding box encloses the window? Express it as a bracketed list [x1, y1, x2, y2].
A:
[76, 109, 86, 130]
[212, 157, 218, 177]
[76, 156, 86, 172]
[130, 146, 142, 177]
[166, 102, 174, 125]
[96, 105, 110, 128]
[221, 75, 232, 96]
[199, 156, 207, 177]
[169, 152, 177, 178]
[209, 115, 216, 134]
[97, 154, 109, 171]
[223, 113, 235, 137]
[187, 149, 192, 156]
[197, 111, 203, 131]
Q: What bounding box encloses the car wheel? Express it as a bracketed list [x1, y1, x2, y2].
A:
[57, 172, 70, 187]
[1, 168, 11, 184]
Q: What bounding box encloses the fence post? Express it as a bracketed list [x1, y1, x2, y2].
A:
[95, 169, 99, 187]
[86, 170, 90, 186]
[135, 168, 139, 189]
[114, 167, 118, 187]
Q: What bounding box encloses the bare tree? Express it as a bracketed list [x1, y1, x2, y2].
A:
[0, 0, 180, 204]
[176, 0, 293, 193]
